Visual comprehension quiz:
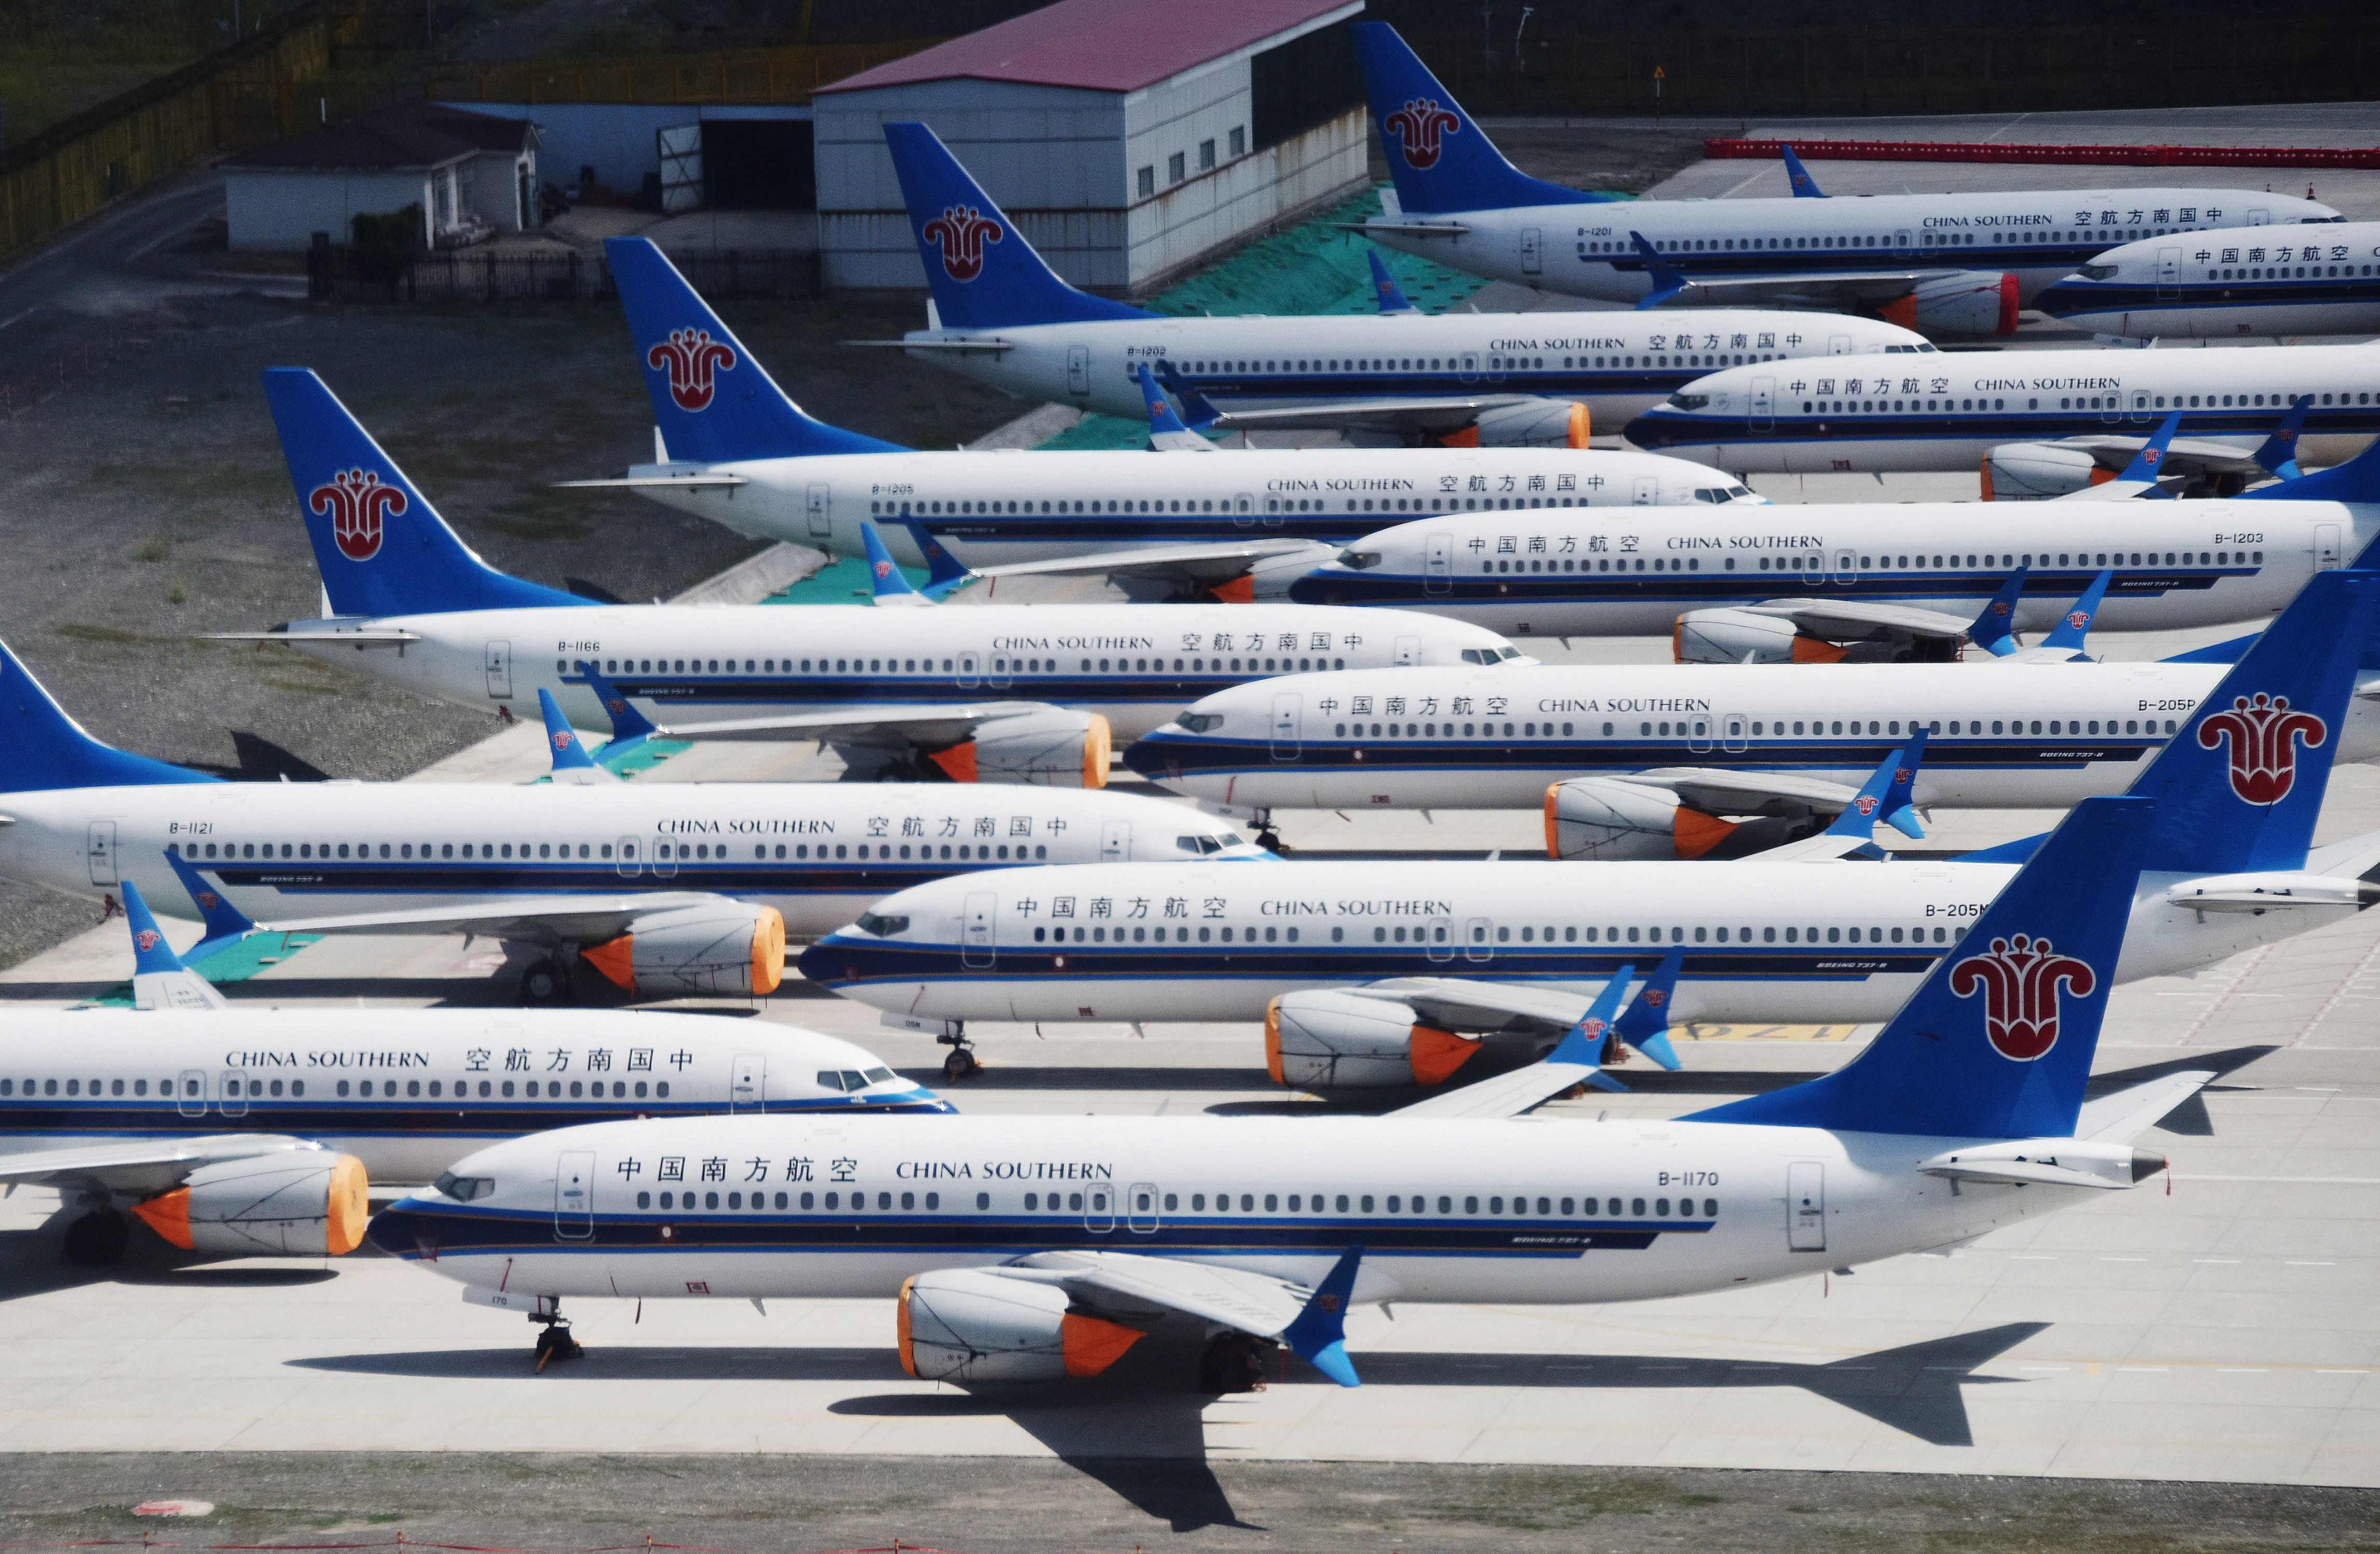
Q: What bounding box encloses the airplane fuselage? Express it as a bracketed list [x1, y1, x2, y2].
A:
[2036, 221, 2380, 339]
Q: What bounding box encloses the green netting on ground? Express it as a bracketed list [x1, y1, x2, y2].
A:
[1034, 183, 1541, 452]
[78, 931, 325, 1007]
[597, 737, 692, 778]
[761, 554, 930, 604]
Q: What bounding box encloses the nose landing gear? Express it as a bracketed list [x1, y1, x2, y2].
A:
[938, 1026, 980, 1081]
[531, 1309, 584, 1372]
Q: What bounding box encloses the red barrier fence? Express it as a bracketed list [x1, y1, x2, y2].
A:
[1705, 137, 2380, 170]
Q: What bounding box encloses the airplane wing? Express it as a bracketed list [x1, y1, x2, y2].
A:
[0, 1133, 334, 1197]
[643, 701, 1054, 747]
[2074, 1072, 2217, 1144]
[553, 473, 748, 491]
[846, 336, 1016, 355]
[228, 891, 733, 944]
[1353, 973, 1604, 1036]
[965, 538, 1334, 588]
[203, 624, 422, 649]
[1621, 767, 1864, 817]
[1636, 267, 1954, 311]
[998, 1245, 1366, 1384]
[1187, 394, 1541, 438]
[1733, 597, 1979, 646]
[2043, 434, 2268, 479]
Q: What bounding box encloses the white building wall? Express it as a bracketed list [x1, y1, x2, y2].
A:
[223, 169, 437, 251]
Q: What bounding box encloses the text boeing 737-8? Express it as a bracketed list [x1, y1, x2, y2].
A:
[571, 238, 1758, 596]
[1350, 22, 2336, 335]
[862, 121, 1927, 444]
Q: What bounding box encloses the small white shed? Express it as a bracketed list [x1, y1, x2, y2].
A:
[222, 101, 541, 252]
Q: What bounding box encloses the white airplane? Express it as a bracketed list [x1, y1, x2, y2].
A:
[561, 238, 1760, 603]
[226, 372, 1521, 777]
[2037, 220, 2380, 340]
[374, 792, 2219, 1389]
[800, 570, 2380, 1084]
[0, 635, 1262, 1009]
[0, 871, 946, 1266]
[1350, 22, 2338, 336]
[856, 121, 1927, 446]
[1286, 448, 2380, 645]
[1623, 338, 2380, 489]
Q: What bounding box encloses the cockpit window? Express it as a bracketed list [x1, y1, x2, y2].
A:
[862, 1066, 897, 1086]
[1179, 835, 1229, 854]
[854, 911, 908, 937]
[1460, 646, 1525, 664]
[2077, 262, 2118, 281]
[434, 1171, 494, 1202]
[1338, 549, 1382, 570]
[1666, 392, 1709, 411]
[1176, 712, 1223, 733]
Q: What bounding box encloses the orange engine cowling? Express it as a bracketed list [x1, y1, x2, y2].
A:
[1267, 990, 1481, 1089]
[134, 1150, 368, 1256]
[1545, 777, 1740, 861]
[898, 1269, 1144, 1384]
[584, 902, 786, 998]
[925, 709, 1111, 788]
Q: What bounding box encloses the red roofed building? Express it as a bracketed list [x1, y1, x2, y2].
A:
[814, 0, 1365, 295]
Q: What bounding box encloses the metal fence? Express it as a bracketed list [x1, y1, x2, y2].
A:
[307, 245, 819, 303]
[420, 39, 936, 106]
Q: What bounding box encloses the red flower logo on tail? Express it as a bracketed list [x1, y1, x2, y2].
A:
[1947, 932, 2096, 1062]
[134, 928, 162, 953]
[646, 327, 737, 411]
[1853, 795, 1879, 817]
[307, 468, 407, 562]
[2197, 692, 2327, 805]
[1383, 99, 1461, 169]
[921, 205, 1004, 282]
[2064, 608, 2091, 631]
[550, 729, 575, 754]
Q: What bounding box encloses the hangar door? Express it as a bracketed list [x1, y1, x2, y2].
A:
[704, 119, 817, 211]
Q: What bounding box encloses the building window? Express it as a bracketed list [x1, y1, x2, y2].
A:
[1168, 151, 1186, 185]
[1230, 126, 1246, 158]
[1198, 138, 1216, 170]
[1137, 165, 1155, 198]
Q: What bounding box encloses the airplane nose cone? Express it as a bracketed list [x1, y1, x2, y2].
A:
[794, 940, 855, 986]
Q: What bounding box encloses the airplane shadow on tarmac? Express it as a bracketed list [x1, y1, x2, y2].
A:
[292, 1320, 2049, 1531]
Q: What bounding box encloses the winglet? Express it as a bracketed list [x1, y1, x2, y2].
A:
[1544, 962, 1636, 1071]
[121, 879, 185, 979]
[860, 520, 930, 606]
[1878, 726, 1928, 841]
[1280, 1246, 1363, 1387]
[1781, 144, 1826, 198]
[1627, 231, 1688, 309]
[570, 660, 660, 755]
[2039, 570, 2113, 657]
[1149, 359, 1225, 434]
[894, 521, 976, 598]
[2109, 409, 2182, 496]
[537, 689, 613, 784]
[2256, 394, 2314, 481]
[123, 875, 227, 1010]
[2246, 422, 2380, 507]
[1367, 250, 1417, 314]
[1818, 729, 1928, 852]
[163, 846, 257, 960]
[1136, 363, 1217, 452]
[1967, 566, 2028, 657]
[1615, 950, 1684, 1071]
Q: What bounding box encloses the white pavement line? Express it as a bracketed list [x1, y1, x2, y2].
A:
[2181, 1175, 2380, 1184]
[2174, 942, 2271, 1044]
[2303, 932, 2380, 1037]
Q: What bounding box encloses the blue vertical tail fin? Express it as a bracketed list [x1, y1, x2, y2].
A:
[1366, 251, 1416, 314]
[2126, 568, 2379, 873]
[1352, 22, 1602, 216]
[2256, 395, 2313, 479]
[0, 636, 212, 793]
[881, 121, 1147, 331]
[1691, 796, 2155, 1138]
[1782, 145, 1827, 198]
[1968, 567, 2028, 657]
[262, 369, 581, 618]
[2039, 570, 2113, 656]
[606, 237, 906, 464]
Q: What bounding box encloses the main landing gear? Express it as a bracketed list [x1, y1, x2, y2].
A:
[61, 1208, 130, 1266]
[531, 1309, 584, 1372]
[518, 954, 578, 1007]
[938, 1026, 980, 1082]
[1197, 1331, 1276, 1394]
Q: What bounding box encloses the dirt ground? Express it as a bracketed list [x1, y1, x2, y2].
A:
[0, 1452, 2371, 1553]
[0, 286, 1024, 965]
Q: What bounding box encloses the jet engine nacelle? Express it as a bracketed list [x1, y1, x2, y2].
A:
[1674, 607, 1826, 665]
[897, 1268, 1145, 1384]
[1265, 989, 1483, 1089]
[1236, 541, 1343, 603]
[1981, 441, 2107, 502]
[929, 710, 1111, 787]
[1888, 270, 2020, 336]
[132, 1150, 368, 1256]
[1544, 778, 1819, 861]
[582, 901, 786, 997]
[1471, 399, 1592, 449]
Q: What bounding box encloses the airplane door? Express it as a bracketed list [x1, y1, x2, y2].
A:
[650, 835, 678, 878]
[1520, 227, 1543, 275]
[1751, 375, 1776, 433]
[2315, 524, 2342, 570]
[957, 651, 980, 689]
[2102, 391, 2124, 425]
[1893, 228, 1913, 255]
[2129, 389, 2153, 421]
[731, 1052, 765, 1112]
[1685, 714, 1712, 753]
[2248, 208, 2270, 227]
[1126, 1181, 1161, 1235]
[804, 481, 833, 539]
[554, 1149, 595, 1241]
[1425, 532, 1454, 596]
[961, 891, 996, 969]
[1787, 1160, 1826, 1251]
[1393, 634, 1420, 666]
[1066, 345, 1090, 397]
[1723, 713, 1748, 752]
[483, 639, 513, 699]
[176, 1069, 206, 1119]
[84, 821, 117, 887]
[1458, 352, 1480, 384]
[1233, 492, 1256, 528]
[219, 1069, 249, 1119]
[1632, 476, 1659, 505]
[1269, 692, 1301, 761]
[1831, 547, 1858, 586]
[1100, 821, 1130, 861]
[614, 835, 641, 877]
[1082, 1183, 1114, 1234]
[1827, 333, 1852, 356]
[2156, 246, 2181, 299]
[1464, 915, 1493, 962]
[1426, 915, 1455, 963]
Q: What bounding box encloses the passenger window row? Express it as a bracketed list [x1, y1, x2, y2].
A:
[619, 1187, 1721, 1219]
[328, 1077, 669, 1100]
